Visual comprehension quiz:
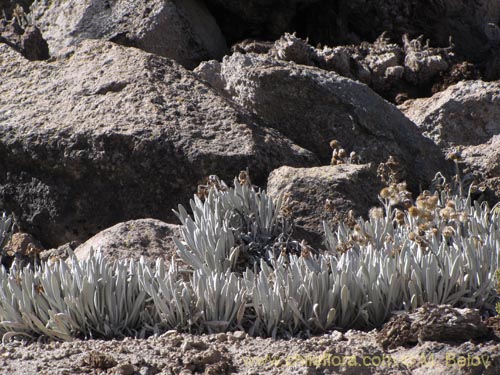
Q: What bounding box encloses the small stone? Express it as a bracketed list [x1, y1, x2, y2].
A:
[82, 350, 117, 370]
[330, 330, 344, 341]
[232, 331, 246, 341]
[216, 333, 227, 342]
[113, 363, 136, 375]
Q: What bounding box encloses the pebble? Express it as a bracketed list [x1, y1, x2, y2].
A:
[233, 331, 247, 341]
[113, 363, 136, 375]
[216, 333, 227, 342]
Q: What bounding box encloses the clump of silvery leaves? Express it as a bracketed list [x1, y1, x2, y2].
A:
[0, 165, 498, 342]
[173, 170, 302, 275]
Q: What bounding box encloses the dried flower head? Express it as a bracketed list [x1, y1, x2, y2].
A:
[442, 226, 455, 238]
[324, 198, 335, 212]
[395, 209, 405, 225]
[380, 187, 392, 200]
[369, 207, 384, 220]
[408, 206, 419, 217]
[329, 139, 340, 149]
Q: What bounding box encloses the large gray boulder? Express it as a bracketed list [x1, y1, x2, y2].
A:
[29, 0, 227, 68]
[266, 164, 383, 249]
[400, 80, 500, 148]
[401, 80, 500, 205]
[460, 135, 500, 204]
[0, 40, 316, 247]
[197, 53, 451, 191]
[74, 219, 182, 265]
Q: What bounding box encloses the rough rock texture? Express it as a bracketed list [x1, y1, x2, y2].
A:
[267, 164, 383, 249]
[74, 219, 182, 265]
[30, 0, 227, 68]
[400, 80, 500, 147]
[378, 304, 492, 350]
[198, 52, 451, 190]
[1, 324, 499, 374]
[0, 40, 316, 247]
[0, 232, 44, 269]
[460, 135, 500, 204]
[259, 33, 464, 103]
[39, 240, 80, 263]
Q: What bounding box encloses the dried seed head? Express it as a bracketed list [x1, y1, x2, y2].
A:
[402, 199, 413, 209]
[395, 209, 405, 225]
[369, 207, 384, 220]
[442, 226, 455, 238]
[346, 210, 356, 228]
[440, 207, 452, 220]
[329, 139, 340, 149]
[421, 190, 431, 198]
[387, 156, 399, 167]
[197, 185, 208, 199]
[421, 209, 434, 222]
[418, 222, 431, 232]
[396, 182, 407, 192]
[408, 206, 419, 217]
[426, 195, 439, 210]
[238, 170, 251, 186]
[380, 187, 392, 200]
[324, 198, 334, 212]
[300, 240, 312, 259]
[458, 212, 469, 222]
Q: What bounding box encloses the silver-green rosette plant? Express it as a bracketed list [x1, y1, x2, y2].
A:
[0, 170, 498, 342]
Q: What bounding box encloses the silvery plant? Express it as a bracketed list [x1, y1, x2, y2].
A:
[0, 173, 498, 341]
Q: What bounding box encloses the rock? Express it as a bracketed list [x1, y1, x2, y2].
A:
[459, 135, 500, 204]
[270, 32, 457, 102]
[82, 351, 117, 370]
[431, 61, 480, 94]
[113, 363, 136, 375]
[29, 0, 227, 68]
[377, 304, 492, 350]
[267, 164, 383, 249]
[0, 40, 317, 247]
[206, 52, 450, 190]
[400, 80, 500, 147]
[403, 34, 451, 87]
[1, 232, 44, 269]
[73, 219, 182, 265]
[193, 60, 225, 92]
[269, 32, 315, 66]
[19, 25, 49, 60]
[39, 240, 81, 263]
